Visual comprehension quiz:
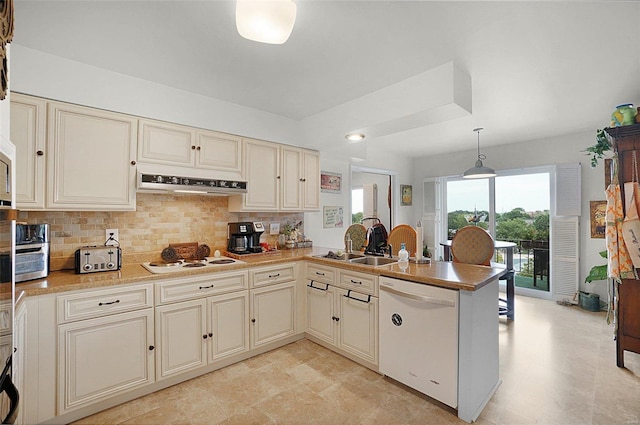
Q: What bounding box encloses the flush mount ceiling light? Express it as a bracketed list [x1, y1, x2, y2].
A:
[463, 127, 496, 179]
[345, 133, 365, 142]
[236, 0, 297, 45]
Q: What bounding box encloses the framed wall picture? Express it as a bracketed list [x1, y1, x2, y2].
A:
[590, 200, 606, 239]
[401, 184, 413, 206]
[321, 171, 342, 193]
[323, 206, 344, 228]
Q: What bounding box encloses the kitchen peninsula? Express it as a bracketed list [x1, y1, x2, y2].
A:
[17, 247, 503, 424]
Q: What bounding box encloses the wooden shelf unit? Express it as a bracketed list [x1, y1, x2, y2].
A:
[606, 124, 640, 367]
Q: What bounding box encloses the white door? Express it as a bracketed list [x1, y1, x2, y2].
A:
[137, 118, 195, 167]
[196, 129, 242, 175]
[207, 291, 250, 362]
[232, 138, 280, 211]
[155, 299, 207, 380]
[57, 309, 155, 412]
[336, 288, 378, 364]
[250, 282, 296, 348]
[306, 282, 336, 344]
[47, 102, 137, 210]
[10, 94, 46, 209]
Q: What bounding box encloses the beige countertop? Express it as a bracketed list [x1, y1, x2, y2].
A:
[16, 246, 504, 298]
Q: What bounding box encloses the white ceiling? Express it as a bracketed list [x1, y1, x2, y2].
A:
[11, 1, 640, 157]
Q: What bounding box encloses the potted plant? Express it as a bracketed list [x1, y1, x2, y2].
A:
[584, 129, 611, 168]
[582, 250, 608, 312]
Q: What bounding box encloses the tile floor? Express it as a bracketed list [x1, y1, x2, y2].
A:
[73, 295, 640, 425]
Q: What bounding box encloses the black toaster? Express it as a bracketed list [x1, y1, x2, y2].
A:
[74, 246, 122, 274]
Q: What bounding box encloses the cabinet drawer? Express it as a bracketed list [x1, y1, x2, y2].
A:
[306, 264, 336, 285]
[57, 284, 153, 323]
[338, 270, 378, 296]
[156, 271, 248, 305]
[250, 263, 296, 288]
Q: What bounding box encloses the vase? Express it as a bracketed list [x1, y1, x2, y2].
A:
[611, 104, 637, 127]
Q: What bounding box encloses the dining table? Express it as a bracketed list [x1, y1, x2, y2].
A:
[440, 240, 516, 320]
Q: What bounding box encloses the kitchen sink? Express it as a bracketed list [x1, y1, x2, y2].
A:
[349, 256, 398, 266]
[314, 252, 366, 261]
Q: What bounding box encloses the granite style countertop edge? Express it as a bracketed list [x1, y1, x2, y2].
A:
[17, 246, 504, 298]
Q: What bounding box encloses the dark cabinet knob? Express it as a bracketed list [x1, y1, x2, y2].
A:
[36, 150, 44, 156]
[335, 317, 340, 322]
[191, 145, 196, 150]
[251, 318, 256, 323]
[131, 160, 136, 165]
[203, 334, 208, 339]
[208, 332, 213, 337]
[197, 146, 201, 151]
[148, 345, 155, 351]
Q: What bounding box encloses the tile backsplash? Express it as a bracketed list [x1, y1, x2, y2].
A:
[19, 193, 303, 270]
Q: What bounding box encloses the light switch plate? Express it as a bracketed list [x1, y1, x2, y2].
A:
[270, 223, 280, 235]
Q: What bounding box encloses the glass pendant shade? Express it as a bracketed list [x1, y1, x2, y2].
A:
[236, 0, 297, 44]
[463, 128, 496, 179]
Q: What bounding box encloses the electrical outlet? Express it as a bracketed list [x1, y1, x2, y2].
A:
[270, 223, 280, 235]
[105, 228, 119, 246]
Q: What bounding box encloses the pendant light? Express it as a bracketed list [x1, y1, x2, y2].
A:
[463, 127, 496, 179]
[236, 0, 297, 45]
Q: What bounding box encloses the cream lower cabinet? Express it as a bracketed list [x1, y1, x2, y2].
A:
[56, 284, 155, 414]
[154, 271, 250, 380]
[305, 263, 379, 367]
[249, 263, 298, 348]
[155, 291, 249, 380]
[13, 301, 27, 425]
[58, 309, 155, 413]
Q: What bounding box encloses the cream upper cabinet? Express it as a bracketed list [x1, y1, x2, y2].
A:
[229, 139, 320, 212]
[302, 149, 320, 210]
[10, 93, 47, 209]
[229, 138, 280, 211]
[47, 101, 137, 210]
[138, 119, 196, 167]
[138, 119, 242, 177]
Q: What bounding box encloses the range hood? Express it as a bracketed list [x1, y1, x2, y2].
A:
[137, 172, 247, 195]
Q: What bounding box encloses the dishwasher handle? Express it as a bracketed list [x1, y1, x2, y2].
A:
[380, 284, 455, 307]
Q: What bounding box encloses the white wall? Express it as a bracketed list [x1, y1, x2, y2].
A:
[411, 130, 611, 300]
[11, 45, 302, 146]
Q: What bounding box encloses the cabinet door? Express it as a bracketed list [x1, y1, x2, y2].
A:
[14, 302, 26, 425]
[336, 288, 378, 365]
[10, 94, 46, 209]
[47, 102, 137, 210]
[250, 282, 296, 348]
[207, 291, 249, 363]
[229, 138, 279, 211]
[306, 282, 336, 345]
[196, 129, 242, 175]
[138, 118, 196, 167]
[302, 149, 320, 210]
[155, 299, 207, 380]
[280, 146, 302, 210]
[58, 309, 155, 413]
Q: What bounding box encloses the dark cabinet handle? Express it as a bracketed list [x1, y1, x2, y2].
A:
[199, 285, 215, 290]
[191, 145, 196, 150]
[332, 316, 340, 322]
[268, 273, 280, 278]
[98, 299, 120, 306]
[208, 332, 213, 338]
[197, 146, 201, 151]
[307, 281, 329, 291]
[277, 176, 281, 179]
[149, 345, 155, 351]
[251, 318, 256, 323]
[350, 279, 363, 285]
[315, 271, 325, 276]
[131, 160, 136, 165]
[343, 290, 372, 304]
[36, 150, 44, 156]
[203, 334, 208, 339]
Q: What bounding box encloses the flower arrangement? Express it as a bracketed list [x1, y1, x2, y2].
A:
[282, 220, 303, 241]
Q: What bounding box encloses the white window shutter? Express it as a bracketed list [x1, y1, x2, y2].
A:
[555, 163, 581, 216]
[551, 216, 579, 302]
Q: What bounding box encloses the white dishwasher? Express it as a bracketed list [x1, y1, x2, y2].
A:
[379, 276, 459, 408]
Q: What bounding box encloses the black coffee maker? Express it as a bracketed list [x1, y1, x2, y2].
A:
[227, 222, 265, 254]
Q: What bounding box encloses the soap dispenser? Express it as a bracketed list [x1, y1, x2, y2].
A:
[398, 243, 409, 261]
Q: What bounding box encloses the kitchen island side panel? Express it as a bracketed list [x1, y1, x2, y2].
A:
[457, 279, 500, 423]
